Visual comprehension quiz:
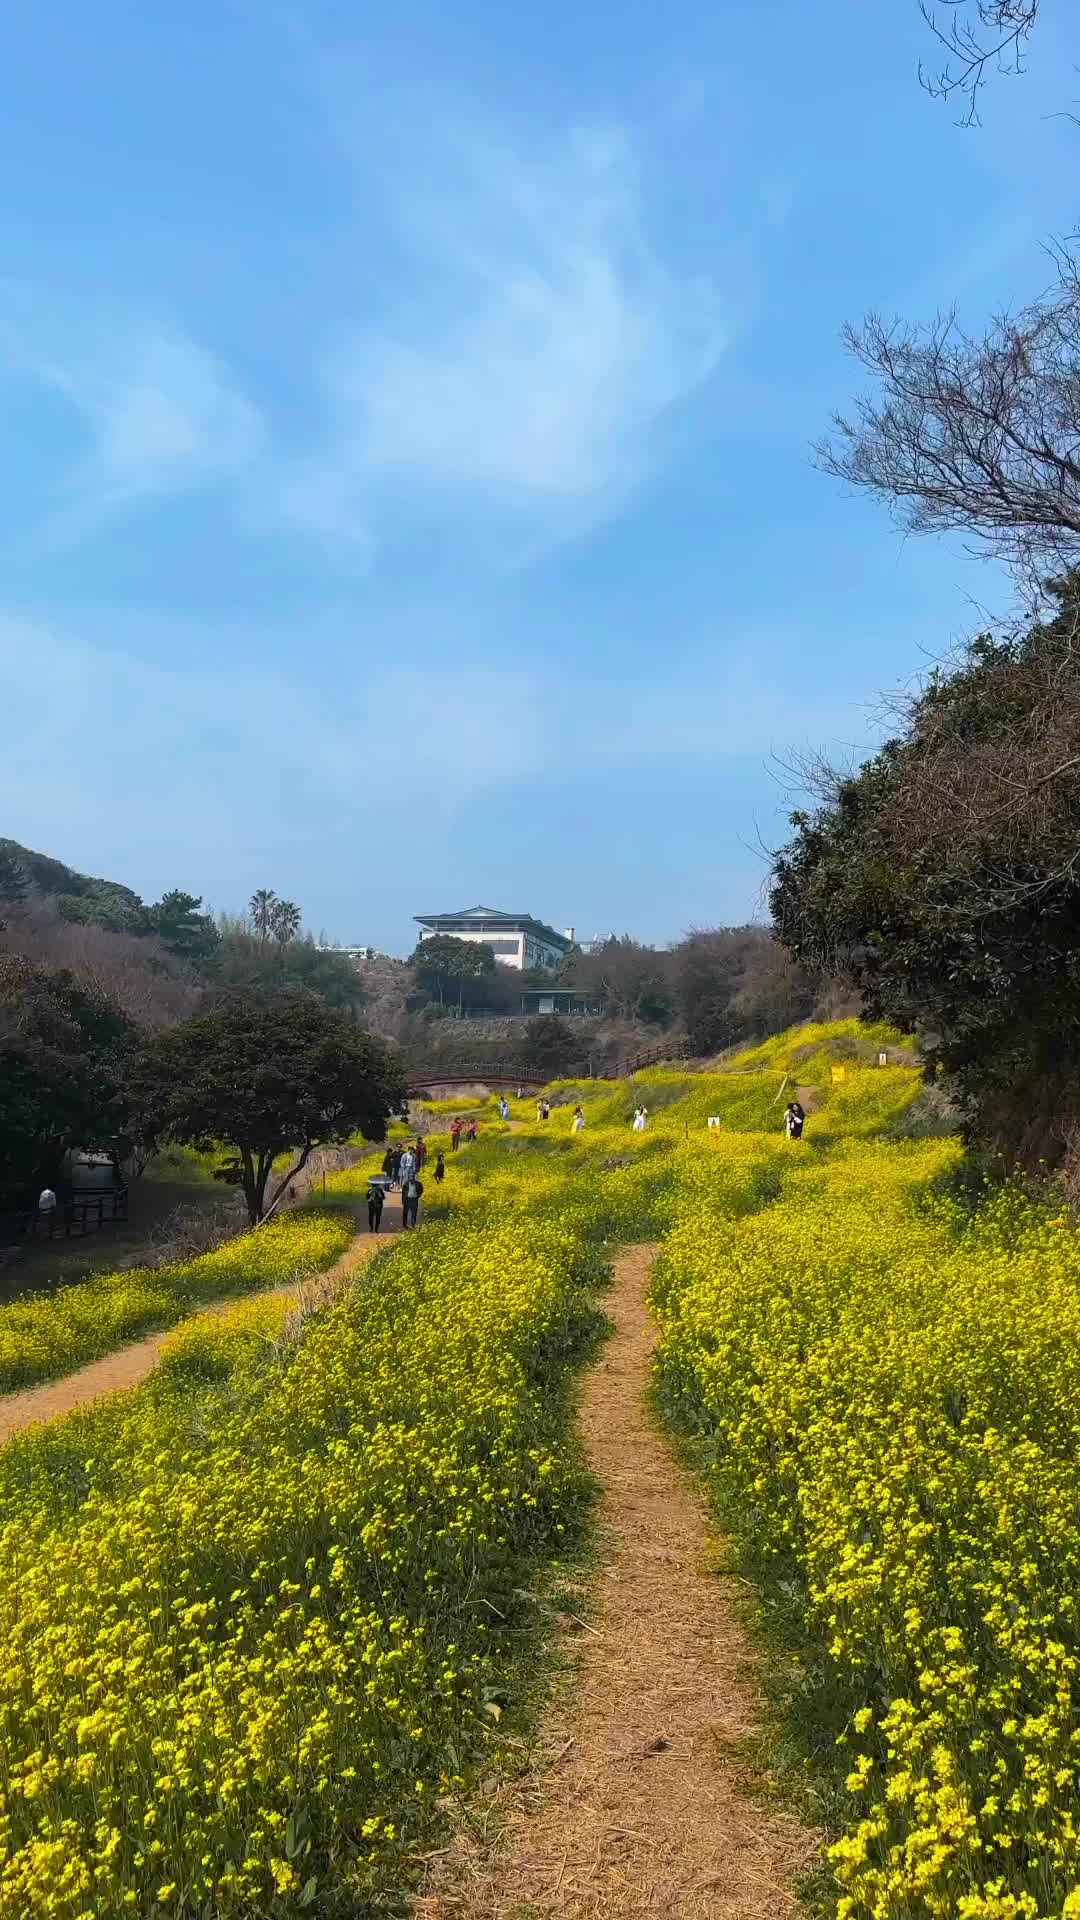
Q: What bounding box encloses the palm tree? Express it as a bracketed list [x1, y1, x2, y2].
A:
[270, 898, 302, 945]
[249, 889, 277, 943]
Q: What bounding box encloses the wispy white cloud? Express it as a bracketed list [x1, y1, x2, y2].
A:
[277, 120, 726, 545]
[0, 596, 873, 941]
[28, 326, 264, 516]
[0, 606, 542, 880]
[0, 112, 726, 560]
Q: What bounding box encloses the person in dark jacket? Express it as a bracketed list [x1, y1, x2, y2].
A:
[367, 1179, 386, 1232]
[402, 1173, 424, 1228]
[784, 1100, 806, 1140]
[434, 1151, 446, 1184]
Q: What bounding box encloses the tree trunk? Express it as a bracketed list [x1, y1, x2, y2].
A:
[239, 1146, 261, 1227]
[258, 1143, 313, 1226]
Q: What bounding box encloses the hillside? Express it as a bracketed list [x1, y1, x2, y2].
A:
[0, 836, 144, 921]
[3, 1022, 1076, 1916]
[0, 838, 367, 1035]
[0, 836, 834, 1087]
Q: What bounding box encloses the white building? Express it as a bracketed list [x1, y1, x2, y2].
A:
[315, 944, 380, 961]
[414, 905, 575, 972]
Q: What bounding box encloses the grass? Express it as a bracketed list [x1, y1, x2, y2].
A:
[0, 1208, 353, 1394]
[0, 1194, 609, 1916]
[0, 1151, 231, 1306]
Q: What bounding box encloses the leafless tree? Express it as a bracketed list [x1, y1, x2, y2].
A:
[917, 1, 1041, 124]
[0, 903, 200, 1026]
[818, 255, 1080, 583]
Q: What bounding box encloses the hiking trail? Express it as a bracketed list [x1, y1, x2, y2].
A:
[0, 1199, 400, 1446]
[417, 1244, 816, 1918]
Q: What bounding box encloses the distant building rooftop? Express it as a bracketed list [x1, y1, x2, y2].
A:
[414, 906, 574, 952]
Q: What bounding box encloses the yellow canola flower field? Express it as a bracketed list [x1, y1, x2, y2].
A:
[155, 1291, 297, 1383]
[0, 1210, 353, 1394]
[0, 1203, 603, 1918]
[7, 1018, 1079, 1920]
[651, 1060, 1080, 1920]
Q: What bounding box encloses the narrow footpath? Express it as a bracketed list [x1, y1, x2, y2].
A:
[418, 1245, 815, 1919]
[0, 1198, 400, 1446]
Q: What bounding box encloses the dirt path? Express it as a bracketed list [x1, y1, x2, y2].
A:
[418, 1245, 814, 1919]
[0, 1199, 401, 1446]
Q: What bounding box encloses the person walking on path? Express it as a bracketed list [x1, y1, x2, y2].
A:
[381, 1147, 395, 1183]
[572, 1105, 585, 1133]
[398, 1146, 416, 1188]
[434, 1151, 446, 1184]
[36, 1187, 57, 1236]
[415, 1136, 427, 1168]
[402, 1173, 424, 1229]
[389, 1144, 403, 1186]
[631, 1104, 648, 1132]
[498, 1095, 510, 1121]
[366, 1179, 386, 1233]
[450, 1120, 461, 1152]
[784, 1100, 806, 1141]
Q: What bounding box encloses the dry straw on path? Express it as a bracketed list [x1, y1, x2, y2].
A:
[0, 1200, 400, 1445]
[418, 1244, 816, 1919]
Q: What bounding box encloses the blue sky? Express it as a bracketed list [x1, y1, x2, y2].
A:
[2, 0, 1076, 953]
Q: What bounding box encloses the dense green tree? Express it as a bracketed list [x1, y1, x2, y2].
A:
[55, 890, 148, 936]
[411, 935, 497, 1011]
[211, 929, 366, 1013]
[129, 990, 406, 1224]
[771, 574, 1080, 1165]
[0, 956, 136, 1207]
[148, 890, 219, 965]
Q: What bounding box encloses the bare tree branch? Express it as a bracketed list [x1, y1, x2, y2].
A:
[259, 1142, 313, 1225]
[918, 0, 1040, 124]
[819, 255, 1080, 584]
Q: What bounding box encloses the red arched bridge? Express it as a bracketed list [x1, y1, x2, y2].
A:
[405, 1062, 559, 1098]
[404, 1044, 683, 1099]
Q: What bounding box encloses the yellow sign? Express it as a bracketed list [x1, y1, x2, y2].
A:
[831, 1064, 847, 1083]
